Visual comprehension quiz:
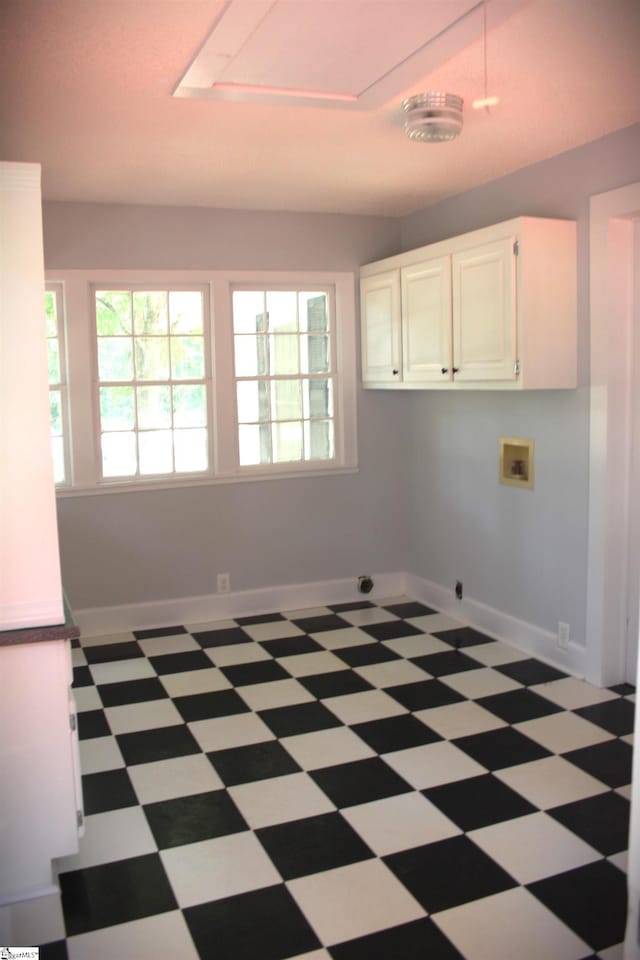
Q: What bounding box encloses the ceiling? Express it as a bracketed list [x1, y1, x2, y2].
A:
[1, 0, 639, 217]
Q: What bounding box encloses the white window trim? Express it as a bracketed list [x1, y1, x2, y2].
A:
[45, 281, 72, 488]
[46, 269, 358, 496]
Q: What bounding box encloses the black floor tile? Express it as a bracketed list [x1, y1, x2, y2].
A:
[329, 601, 375, 612]
[384, 835, 516, 913]
[184, 884, 321, 960]
[83, 641, 143, 664]
[81, 768, 138, 815]
[300, 670, 374, 699]
[291, 613, 351, 633]
[116, 724, 201, 765]
[453, 726, 551, 770]
[432, 627, 495, 648]
[59, 854, 177, 936]
[352, 714, 441, 754]
[388, 679, 465, 712]
[97, 677, 168, 707]
[192, 626, 253, 648]
[258, 701, 343, 738]
[548, 791, 630, 855]
[361, 620, 422, 642]
[39, 941, 68, 960]
[383, 601, 438, 619]
[235, 612, 286, 625]
[528, 860, 627, 952]
[134, 625, 186, 639]
[609, 683, 635, 696]
[173, 688, 250, 721]
[495, 658, 568, 686]
[208, 741, 301, 786]
[575, 698, 635, 736]
[143, 790, 247, 848]
[564, 739, 633, 788]
[256, 811, 374, 880]
[477, 688, 563, 724]
[335, 642, 401, 667]
[148, 650, 215, 675]
[77, 709, 111, 740]
[329, 917, 462, 960]
[310, 757, 412, 808]
[424, 773, 537, 831]
[260, 635, 323, 658]
[220, 660, 290, 687]
[72, 665, 93, 688]
[411, 650, 482, 677]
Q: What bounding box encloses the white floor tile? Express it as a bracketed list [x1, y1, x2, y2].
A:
[433, 887, 589, 960]
[80, 632, 136, 647]
[354, 659, 431, 688]
[71, 648, 87, 667]
[160, 667, 231, 698]
[78, 736, 125, 775]
[89, 658, 157, 686]
[384, 741, 487, 790]
[495, 755, 609, 809]
[161, 832, 281, 907]
[311, 627, 376, 650]
[241, 620, 305, 642]
[104, 698, 183, 734]
[278, 651, 348, 677]
[342, 792, 461, 856]
[281, 726, 376, 770]
[73, 685, 103, 712]
[184, 619, 237, 633]
[535, 676, 619, 709]
[515, 711, 613, 753]
[406, 613, 464, 634]
[188, 712, 275, 752]
[441, 668, 522, 699]
[609, 850, 628, 873]
[468, 811, 600, 883]
[382, 634, 451, 657]
[128, 754, 224, 804]
[57, 807, 156, 871]
[137, 634, 200, 657]
[204, 643, 272, 667]
[415, 701, 507, 739]
[598, 945, 625, 960]
[229, 772, 335, 828]
[616, 784, 632, 801]
[337, 608, 399, 627]
[462, 641, 530, 667]
[288, 859, 425, 945]
[237, 678, 315, 711]
[282, 606, 335, 619]
[322, 689, 407, 725]
[7, 893, 65, 946]
[66, 910, 200, 960]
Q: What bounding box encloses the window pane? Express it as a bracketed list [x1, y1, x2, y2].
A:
[174, 428, 208, 472]
[133, 291, 168, 335]
[47, 339, 61, 384]
[173, 384, 207, 428]
[273, 421, 303, 462]
[135, 337, 170, 380]
[139, 430, 173, 475]
[271, 334, 299, 375]
[51, 436, 65, 484]
[301, 335, 329, 374]
[170, 291, 203, 334]
[98, 338, 134, 381]
[300, 292, 328, 332]
[233, 291, 266, 334]
[96, 291, 132, 335]
[137, 385, 171, 429]
[235, 335, 267, 377]
[236, 380, 268, 423]
[45, 291, 57, 338]
[102, 432, 137, 477]
[266, 291, 297, 332]
[49, 390, 63, 435]
[307, 419, 334, 461]
[238, 423, 270, 466]
[100, 386, 135, 431]
[171, 336, 205, 380]
[305, 378, 333, 418]
[272, 379, 301, 421]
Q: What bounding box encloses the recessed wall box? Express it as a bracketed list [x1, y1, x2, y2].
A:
[500, 437, 534, 489]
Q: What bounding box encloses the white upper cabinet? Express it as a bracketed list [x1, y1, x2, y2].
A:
[360, 217, 577, 390]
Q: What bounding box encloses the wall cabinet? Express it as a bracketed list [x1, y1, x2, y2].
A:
[360, 217, 576, 390]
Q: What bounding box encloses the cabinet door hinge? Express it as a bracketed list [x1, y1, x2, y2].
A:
[69, 712, 77, 732]
[513, 239, 519, 256]
[514, 359, 521, 376]
[77, 810, 84, 829]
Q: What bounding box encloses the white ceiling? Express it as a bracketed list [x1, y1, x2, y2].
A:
[1, 0, 639, 217]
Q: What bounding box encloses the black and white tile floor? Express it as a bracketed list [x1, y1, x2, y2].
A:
[23, 599, 635, 959]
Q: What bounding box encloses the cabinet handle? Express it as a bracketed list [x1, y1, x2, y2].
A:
[441, 367, 448, 374]
[452, 367, 459, 374]
[392, 368, 399, 375]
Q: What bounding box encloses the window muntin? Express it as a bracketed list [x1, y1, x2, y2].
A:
[232, 288, 336, 468]
[45, 285, 68, 485]
[94, 287, 210, 480]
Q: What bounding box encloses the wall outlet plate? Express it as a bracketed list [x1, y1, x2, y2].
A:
[217, 573, 231, 594]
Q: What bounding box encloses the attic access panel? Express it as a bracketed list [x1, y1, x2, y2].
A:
[174, 0, 527, 109]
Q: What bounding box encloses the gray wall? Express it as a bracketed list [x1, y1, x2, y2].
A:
[45, 205, 409, 608]
[401, 122, 640, 642]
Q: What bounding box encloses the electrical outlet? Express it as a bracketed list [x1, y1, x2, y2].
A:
[558, 621, 570, 650]
[217, 573, 231, 594]
[455, 580, 463, 600]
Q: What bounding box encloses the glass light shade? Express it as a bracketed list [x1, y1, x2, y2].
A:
[402, 92, 464, 142]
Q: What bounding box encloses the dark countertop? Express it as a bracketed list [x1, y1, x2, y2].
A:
[0, 595, 79, 647]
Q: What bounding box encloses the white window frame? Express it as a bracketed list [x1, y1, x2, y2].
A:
[45, 282, 72, 487]
[46, 269, 358, 495]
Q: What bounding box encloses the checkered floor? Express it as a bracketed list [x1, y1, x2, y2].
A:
[23, 598, 635, 959]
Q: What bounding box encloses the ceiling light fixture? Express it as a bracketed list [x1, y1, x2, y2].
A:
[402, 92, 464, 142]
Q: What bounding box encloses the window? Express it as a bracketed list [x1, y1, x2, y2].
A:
[94, 286, 210, 479]
[45, 284, 68, 484]
[233, 288, 335, 468]
[46, 269, 357, 494]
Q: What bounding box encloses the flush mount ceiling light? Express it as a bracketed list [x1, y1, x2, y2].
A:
[402, 92, 464, 142]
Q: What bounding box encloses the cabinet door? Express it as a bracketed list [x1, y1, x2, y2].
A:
[452, 236, 516, 382]
[360, 270, 401, 383]
[401, 257, 452, 383]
